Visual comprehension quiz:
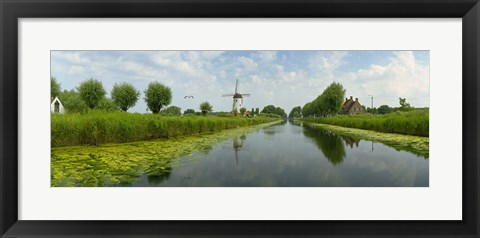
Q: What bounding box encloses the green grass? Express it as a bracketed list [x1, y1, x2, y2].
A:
[299, 110, 429, 137]
[51, 111, 280, 147]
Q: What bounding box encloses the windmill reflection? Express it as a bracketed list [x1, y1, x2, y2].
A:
[232, 134, 247, 165]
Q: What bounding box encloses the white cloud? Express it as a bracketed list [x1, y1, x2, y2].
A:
[67, 66, 84, 74]
[356, 64, 386, 78]
[51, 50, 429, 114]
[342, 51, 429, 108]
[52, 51, 91, 65]
[238, 56, 258, 71]
[252, 51, 277, 62]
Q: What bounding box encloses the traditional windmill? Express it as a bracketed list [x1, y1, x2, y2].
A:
[222, 79, 250, 113]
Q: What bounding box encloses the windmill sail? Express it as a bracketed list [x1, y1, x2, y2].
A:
[235, 79, 239, 94]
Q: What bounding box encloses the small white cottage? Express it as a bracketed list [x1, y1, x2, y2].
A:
[50, 97, 65, 114]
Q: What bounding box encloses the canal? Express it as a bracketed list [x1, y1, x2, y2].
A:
[128, 120, 429, 187]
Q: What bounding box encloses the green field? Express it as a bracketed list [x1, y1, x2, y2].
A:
[51, 111, 280, 147]
[299, 110, 429, 137]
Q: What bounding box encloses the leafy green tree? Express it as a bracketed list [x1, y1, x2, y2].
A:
[301, 82, 345, 117]
[261, 105, 277, 114]
[144, 81, 172, 114]
[367, 107, 377, 114]
[276, 107, 287, 118]
[255, 108, 259, 115]
[111, 82, 140, 112]
[293, 111, 301, 118]
[58, 89, 88, 113]
[261, 105, 287, 118]
[377, 105, 392, 114]
[51, 76, 61, 99]
[78, 78, 106, 109]
[184, 109, 195, 115]
[302, 102, 313, 117]
[240, 107, 247, 116]
[96, 98, 119, 112]
[161, 106, 182, 116]
[200, 101, 213, 115]
[288, 106, 302, 118]
[316, 82, 345, 117]
[399, 98, 414, 111]
[251, 108, 255, 116]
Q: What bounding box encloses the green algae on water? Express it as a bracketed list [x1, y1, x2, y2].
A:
[51, 120, 282, 187]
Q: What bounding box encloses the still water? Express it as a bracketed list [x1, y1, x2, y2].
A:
[130, 120, 428, 187]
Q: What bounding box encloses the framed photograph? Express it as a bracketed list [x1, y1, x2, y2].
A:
[1, 0, 479, 237]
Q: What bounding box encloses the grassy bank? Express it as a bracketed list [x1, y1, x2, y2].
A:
[52, 112, 280, 147]
[299, 110, 429, 137]
[300, 122, 429, 158]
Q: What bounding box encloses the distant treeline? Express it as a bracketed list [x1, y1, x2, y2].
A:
[260, 105, 287, 118]
[52, 112, 280, 147]
[300, 110, 429, 137]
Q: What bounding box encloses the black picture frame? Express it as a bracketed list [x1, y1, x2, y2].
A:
[1, 0, 479, 237]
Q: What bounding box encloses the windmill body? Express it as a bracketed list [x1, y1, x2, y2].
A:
[222, 79, 250, 113]
[232, 93, 243, 113]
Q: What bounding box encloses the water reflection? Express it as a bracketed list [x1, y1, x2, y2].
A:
[53, 120, 429, 187]
[262, 120, 287, 136]
[147, 170, 172, 185]
[342, 136, 360, 148]
[144, 158, 174, 185]
[142, 121, 428, 187]
[233, 135, 246, 165]
[302, 126, 346, 165]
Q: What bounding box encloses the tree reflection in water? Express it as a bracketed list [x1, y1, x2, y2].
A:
[262, 120, 287, 136]
[302, 126, 346, 165]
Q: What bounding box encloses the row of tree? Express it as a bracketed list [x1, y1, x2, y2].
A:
[52, 77, 214, 115]
[288, 106, 302, 118]
[302, 82, 346, 118]
[260, 105, 287, 118]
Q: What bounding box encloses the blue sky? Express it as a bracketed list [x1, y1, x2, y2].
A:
[51, 50, 429, 114]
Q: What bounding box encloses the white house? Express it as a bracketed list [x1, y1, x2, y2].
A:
[50, 97, 65, 114]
